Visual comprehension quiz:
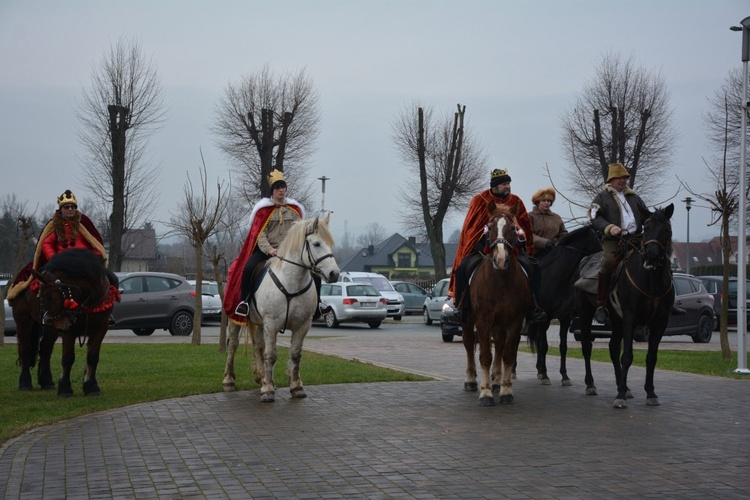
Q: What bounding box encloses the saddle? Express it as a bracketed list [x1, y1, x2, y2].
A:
[249, 260, 271, 301]
[574, 252, 602, 295]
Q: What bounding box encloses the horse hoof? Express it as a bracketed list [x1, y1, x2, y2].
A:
[290, 388, 307, 399]
[586, 387, 598, 396]
[85, 391, 101, 397]
[18, 386, 32, 392]
[58, 392, 73, 399]
[499, 394, 514, 404]
[625, 390, 634, 399]
[561, 378, 572, 387]
[83, 381, 100, 396]
[646, 397, 660, 406]
[464, 382, 478, 392]
[541, 378, 551, 386]
[613, 398, 627, 408]
[478, 396, 495, 407]
[260, 393, 275, 403]
[41, 384, 56, 391]
[223, 383, 236, 392]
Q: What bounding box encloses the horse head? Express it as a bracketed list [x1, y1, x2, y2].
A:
[641, 203, 673, 271]
[30, 268, 79, 332]
[486, 201, 519, 271]
[301, 213, 340, 283]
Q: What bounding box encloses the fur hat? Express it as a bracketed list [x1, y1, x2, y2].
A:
[490, 168, 511, 187]
[606, 163, 630, 182]
[531, 187, 556, 206]
[57, 189, 78, 207]
[267, 169, 287, 190]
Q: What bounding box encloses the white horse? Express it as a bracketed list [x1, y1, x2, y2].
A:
[223, 214, 340, 402]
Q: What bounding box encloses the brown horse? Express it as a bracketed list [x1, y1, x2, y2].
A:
[11, 248, 118, 397]
[462, 201, 535, 406]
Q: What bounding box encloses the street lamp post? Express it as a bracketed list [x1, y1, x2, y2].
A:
[730, 17, 750, 374]
[318, 176, 330, 214]
[682, 197, 693, 274]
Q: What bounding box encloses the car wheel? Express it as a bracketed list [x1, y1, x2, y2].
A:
[441, 333, 454, 342]
[367, 320, 382, 329]
[393, 315, 402, 321]
[132, 328, 155, 336]
[692, 315, 713, 344]
[324, 311, 339, 328]
[169, 311, 193, 336]
[423, 308, 433, 326]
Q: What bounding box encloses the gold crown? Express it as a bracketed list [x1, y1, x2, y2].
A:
[267, 169, 286, 188]
[57, 189, 78, 207]
[491, 168, 509, 179]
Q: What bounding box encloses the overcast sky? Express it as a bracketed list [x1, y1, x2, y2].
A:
[1, 0, 747, 247]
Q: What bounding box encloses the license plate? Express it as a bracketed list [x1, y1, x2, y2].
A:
[361, 302, 376, 308]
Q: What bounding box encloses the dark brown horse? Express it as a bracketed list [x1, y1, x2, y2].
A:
[11, 248, 118, 397]
[532, 225, 601, 385]
[462, 201, 536, 406]
[574, 204, 675, 408]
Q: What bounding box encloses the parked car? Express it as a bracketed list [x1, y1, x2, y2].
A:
[697, 276, 750, 329]
[338, 272, 405, 320]
[390, 281, 429, 315]
[187, 279, 223, 322]
[317, 282, 388, 328]
[3, 298, 15, 336]
[422, 278, 462, 342]
[569, 273, 715, 343]
[112, 271, 196, 336]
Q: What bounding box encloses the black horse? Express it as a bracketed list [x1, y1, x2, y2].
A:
[532, 225, 601, 385]
[11, 248, 118, 397]
[574, 204, 675, 408]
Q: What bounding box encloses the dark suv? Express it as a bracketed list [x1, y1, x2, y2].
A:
[112, 271, 196, 336]
[698, 276, 750, 329]
[570, 273, 716, 343]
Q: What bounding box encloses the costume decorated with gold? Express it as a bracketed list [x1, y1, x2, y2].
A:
[7, 190, 107, 301]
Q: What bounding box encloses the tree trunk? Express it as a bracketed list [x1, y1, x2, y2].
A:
[108, 105, 129, 272]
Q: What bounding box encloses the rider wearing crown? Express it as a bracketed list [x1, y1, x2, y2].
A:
[6, 189, 108, 301]
[224, 169, 330, 325]
[445, 168, 546, 326]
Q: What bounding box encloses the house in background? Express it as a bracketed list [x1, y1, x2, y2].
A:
[119, 228, 158, 272]
[339, 233, 458, 280]
[670, 236, 749, 273]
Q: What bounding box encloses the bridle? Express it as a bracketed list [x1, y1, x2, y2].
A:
[485, 215, 519, 270]
[36, 272, 111, 338]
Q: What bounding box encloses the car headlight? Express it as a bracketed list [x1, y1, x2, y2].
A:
[441, 302, 455, 314]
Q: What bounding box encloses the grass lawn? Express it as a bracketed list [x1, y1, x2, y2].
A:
[0, 343, 430, 445]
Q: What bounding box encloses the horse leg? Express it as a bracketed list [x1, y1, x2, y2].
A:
[461, 319, 478, 392]
[558, 317, 572, 386]
[259, 326, 278, 402]
[16, 319, 38, 391]
[82, 327, 107, 396]
[535, 323, 551, 385]
[37, 328, 57, 390]
[644, 321, 668, 406]
[222, 323, 241, 391]
[287, 326, 309, 399]
[610, 320, 634, 408]
[250, 324, 265, 385]
[57, 335, 75, 398]
[476, 324, 495, 406]
[498, 326, 522, 404]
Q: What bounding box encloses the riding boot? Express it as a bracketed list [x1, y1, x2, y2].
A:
[311, 275, 332, 320]
[235, 289, 252, 317]
[594, 272, 611, 323]
[528, 295, 548, 325]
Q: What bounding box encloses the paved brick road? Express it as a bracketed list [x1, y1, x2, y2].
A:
[1, 321, 748, 499]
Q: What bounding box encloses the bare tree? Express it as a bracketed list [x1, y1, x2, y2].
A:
[356, 222, 387, 249]
[392, 103, 487, 279]
[164, 154, 230, 345]
[683, 69, 749, 360]
[560, 52, 676, 202]
[212, 65, 319, 208]
[76, 36, 166, 271]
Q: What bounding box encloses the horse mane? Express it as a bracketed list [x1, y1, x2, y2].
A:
[557, 225, 594, 246]
[44, 248, 105, 282]
[275, 217, 335, 259]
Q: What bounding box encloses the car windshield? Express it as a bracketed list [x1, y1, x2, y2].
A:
[348, 284, 380, 297]
[352, 277, 392, 291]
[202, 283, 219, 295]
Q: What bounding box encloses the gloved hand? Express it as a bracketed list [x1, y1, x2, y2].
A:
[545, 240, 555, 251]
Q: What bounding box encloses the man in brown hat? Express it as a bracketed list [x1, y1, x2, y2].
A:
[589, 163, 683, 323]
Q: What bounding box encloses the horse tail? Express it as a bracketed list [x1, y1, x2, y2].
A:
[525, 322, 539, 353]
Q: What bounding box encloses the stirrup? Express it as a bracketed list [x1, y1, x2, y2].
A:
[594, 306, 609, 324]
[234, 301, 250, 317]
[531, 307, 547, 324]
